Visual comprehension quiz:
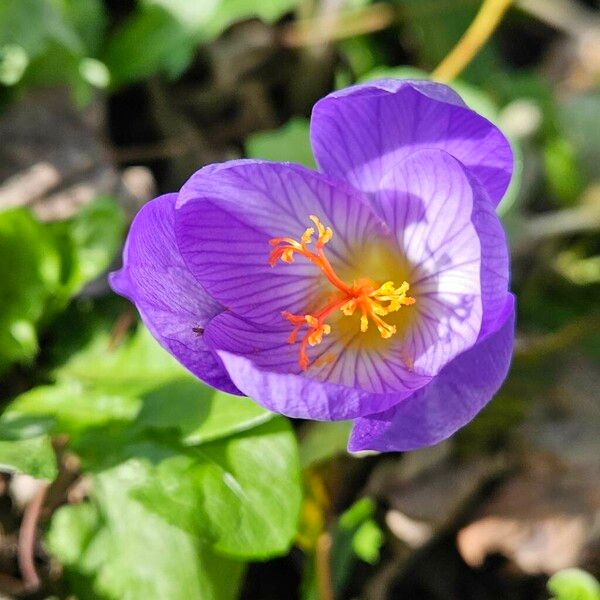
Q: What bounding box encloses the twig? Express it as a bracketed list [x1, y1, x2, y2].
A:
[281, 0, 480, 48]
[14, 438, 82, 593]
[42, 436, 82, 517]
[108, 308, 136, 351]
[17, 483, 48, 591]
[315, 532, 334, 600]
[515, 312, 600, 359]
[512, 200, 600, 257]
[516, 0, 600, 38]
[432, 0, 513, 82]
[282, 2, 396, 47]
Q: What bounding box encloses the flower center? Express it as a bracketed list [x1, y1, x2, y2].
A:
[269, 215, 415, 370]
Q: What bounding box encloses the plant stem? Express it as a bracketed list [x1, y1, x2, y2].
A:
[432, 0, 513, 82]
[18, 483, 48, 591]
[282, 2, 395, 47]
[315, 532, 334, 600]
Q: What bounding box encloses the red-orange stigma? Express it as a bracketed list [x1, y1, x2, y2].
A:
[269, 215, 415, 370]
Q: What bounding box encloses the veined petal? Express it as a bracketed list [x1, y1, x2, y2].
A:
[467, 173, 510, 338]
[376, 150, 493, 377]
[311, 79, 513, 206]
[175, 160, 385, 325]
[109, 194, 239, 394]
[348, 294, 515, 452]
[203, 312, 430, 420]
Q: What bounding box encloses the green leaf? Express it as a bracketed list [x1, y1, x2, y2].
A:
[0, 208, 61, 372]
[137, 378, 273, 444]
[60, 0, 108, 57]
[0, 0, 107, 99]
[5, 301, 301, 559]
[2, 316, 302, 557]
[351, 519, 383, 564]
[105, 0, 298, 86]
[133, 418, 302, 559]
[47, 460, 245, 600]
[548, 568, 600, 600]
[0, 0, 81, 58]
[544, 136, 585, 206]
[145, 0, 298, 42]
[0, 436, 57, 479]
[0, 44, 29, 85]
[1, 382, 140, 441]
[246, 118, 316, 169]
[104, 4, 194, 87]
[0, 199, 121, 374]
[50, 196, 125, 295]
[55, 325, 184, 397]
[331, 498, 383, 593]
[79, 57, 110, 88]
[339, 36, 387, 81]
[299, 420, 352, 468]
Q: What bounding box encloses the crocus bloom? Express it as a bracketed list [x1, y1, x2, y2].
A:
[110, 79, 515, 452]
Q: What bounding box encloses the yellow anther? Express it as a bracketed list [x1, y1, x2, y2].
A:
[307, 323, 331, 346]
[340, 299, 356, 316]
[305, 315, 319, 328]
[397, 281, 410, 294]
[370, 302, 389, 316]
[309, 215, 333, 246]
[377, 323, 396, 339]
[281, 248, 295, 263]
[360, 314, 369, 333]
[370, 280, 415, 314]
[268, 215, 416, 370]
[309, 215, 325, 235]
[374, 281, 397, 296]
[301, 227, 314, 246]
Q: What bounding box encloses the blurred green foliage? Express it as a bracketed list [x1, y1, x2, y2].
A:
[0, 197, 124, 375]
[302, 497, 383, 600]
[548, 569, 600, 600]
[48, 460, 246, 600]
[0, 198, 300, 600]
[247, 118, 317, 169]
[0, 0, 599, 598]
[0, 312, 301, 598]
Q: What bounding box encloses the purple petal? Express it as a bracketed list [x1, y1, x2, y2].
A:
[311, 79, 513, 206]
[175, 160, 385, 325]
[467, 173, 510, 338]
[109, 194, 239, 394]
[202, 311, 432, 418]
[376, 150, 487, 377]
[348, 294, 515, 452]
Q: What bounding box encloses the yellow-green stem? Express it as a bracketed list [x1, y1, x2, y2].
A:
[432, 0, 513, 82]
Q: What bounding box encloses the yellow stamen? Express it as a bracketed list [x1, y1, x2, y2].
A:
[301, 227, 314, 246]
[269, 216, 415, 370]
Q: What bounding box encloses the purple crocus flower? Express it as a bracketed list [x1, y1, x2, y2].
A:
[110, 79, 515, 452]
